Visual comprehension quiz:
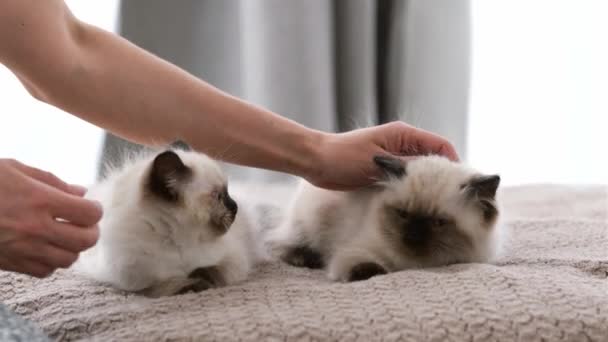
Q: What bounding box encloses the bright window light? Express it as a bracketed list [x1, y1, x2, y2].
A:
[469, 0, 608, 185]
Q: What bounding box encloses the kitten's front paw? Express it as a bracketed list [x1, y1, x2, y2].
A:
[348, 262, 387, 282]
[327, 249, 385, 282]
[178, 266, 226, 294]
[177, 279, 214, 294]
[188, 266, 226, 285]
[281, 245, 325, 269]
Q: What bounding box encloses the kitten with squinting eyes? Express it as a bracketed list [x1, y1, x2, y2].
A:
[267, 155, 502, 282]
[72, 149, 265, 297]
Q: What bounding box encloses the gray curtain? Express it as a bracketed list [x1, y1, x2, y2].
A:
[102, 0, 470, 182]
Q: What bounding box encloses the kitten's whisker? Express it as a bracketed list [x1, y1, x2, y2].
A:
[212, 141, 247, 166]
[211, 141, 238, 161]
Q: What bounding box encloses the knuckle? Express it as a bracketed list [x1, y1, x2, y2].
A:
[16, 219, 41, 236]
[5, 158, 20, 167]
[41, 170, 63, 186]
[28, 191, 50, 211]
[35, 168, 67, 190]
[40, 170, 56, 181]
[387, 121, 408, 130]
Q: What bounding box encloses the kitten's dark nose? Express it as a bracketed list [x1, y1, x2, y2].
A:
[223, 194, 238, 217]
[403, 218, 431, 245]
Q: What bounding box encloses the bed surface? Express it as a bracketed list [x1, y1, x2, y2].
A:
[1, 184, 606, 341]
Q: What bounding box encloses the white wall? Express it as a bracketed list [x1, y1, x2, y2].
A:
[0, 1, 118, 186]
[469, 0, 608, 185]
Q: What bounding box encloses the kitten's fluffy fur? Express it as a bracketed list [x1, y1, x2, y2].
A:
[72, 149, 264, 297]
[267, 155, 502, 282]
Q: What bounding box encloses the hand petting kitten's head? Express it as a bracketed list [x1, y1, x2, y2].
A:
[142, 150, 238, 238]
[372, 155, 501, 267]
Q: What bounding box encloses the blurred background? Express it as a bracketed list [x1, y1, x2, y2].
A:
[0, 0, 606, 186]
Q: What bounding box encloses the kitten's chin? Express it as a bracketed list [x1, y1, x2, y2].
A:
[211, 214, 235, 235]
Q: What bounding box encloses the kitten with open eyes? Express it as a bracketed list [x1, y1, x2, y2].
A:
[267, 155, 502, 282]
[72, 149, 265, 297]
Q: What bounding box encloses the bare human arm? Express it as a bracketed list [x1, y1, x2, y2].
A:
[0, 0, 458, 190]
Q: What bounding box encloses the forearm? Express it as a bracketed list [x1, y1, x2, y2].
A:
[58, 23, 322, 176]
[0, 1, 322, 177]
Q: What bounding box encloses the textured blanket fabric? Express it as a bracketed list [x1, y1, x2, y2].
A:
[0, 184, 606, 341]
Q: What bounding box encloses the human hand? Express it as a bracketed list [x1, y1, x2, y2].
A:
[308, 122, 459, 190]
[0, 159, 102, 278]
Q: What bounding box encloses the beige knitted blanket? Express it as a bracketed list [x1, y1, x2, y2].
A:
[1, 184, 606, 341]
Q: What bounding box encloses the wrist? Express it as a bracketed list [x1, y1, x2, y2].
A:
[293, 129, 329, 181]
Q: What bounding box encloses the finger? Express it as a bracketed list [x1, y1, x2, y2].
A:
[8, 238, 79, 269]
[437, 143, 459, 162]
[67, 184, 88, 197]
[406, 128, 460, 161]
[21, 259, 55, 278]
[18, 163, 72, 193]
[45, 187, 103, 227]
[17, 164, 89, 197]
[43, 220, 99, 253]
[0, 254, 54, 278]
[29, 241, 79, 269]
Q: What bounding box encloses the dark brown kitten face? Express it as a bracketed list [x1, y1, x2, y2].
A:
[381, 206, 473, 262]
[372, 155, 501, 266]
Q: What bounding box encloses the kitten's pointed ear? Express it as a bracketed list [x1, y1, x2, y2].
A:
[464, 175, 501, 199]
[148, 150, 191, 202]
[373, 155, 406, 179]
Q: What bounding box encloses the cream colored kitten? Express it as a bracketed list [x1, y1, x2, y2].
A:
[267, 155, 502, 282]
[72, 149, 265, 297]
